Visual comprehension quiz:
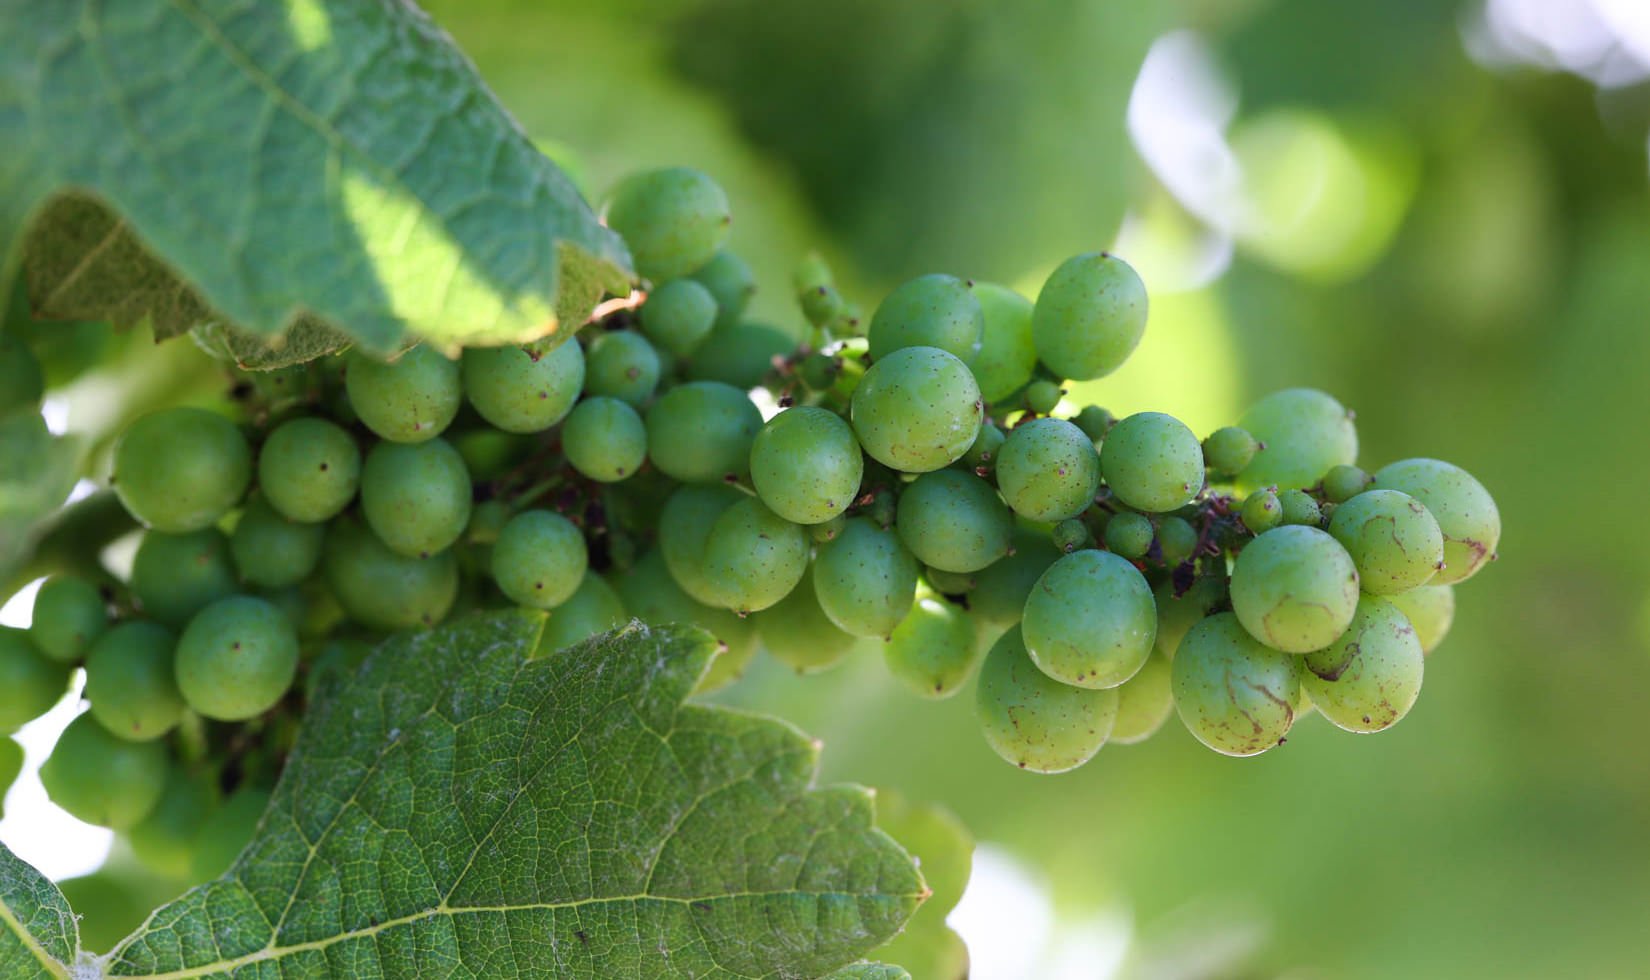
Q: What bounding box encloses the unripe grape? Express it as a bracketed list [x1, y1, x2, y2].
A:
[128, 766, 218, 879]
[29, 575, 107, 663]
[1073, 405, 1115, 443]
[690, 248, 756, 331]
[810, 513, 848, 545]
[0, 738, 20, 819]
[813, 518, 919, 638]
[976, 626, 1119, 773]
[685, 321, 796, 390]
[1237, 388, 1357, 493]
[604, 167, 731, 283]
[257, 417, 361, 523]
[1156, 515, 1198, 566]
[130, 529, 238, 628]
[1241, 489, 1282, 533]
[1321, 464, 1372, 503]
[750, 406, 864, 525]
[1110, 652, 1174, 745]
[1327, 489, 1444, 595]
[1153, 576, 1226, 659]
[896, 470, 1013, 573]
[230, 495, 324, 588]
[1231, 526, 1359, 653]
[84, 621, 185, 741]
[1031, 252, 1147, 382]
[646, 381, 762, 483]
[641, 279, 719, 356]
[1099, 412, 1204, 513]
[615, 551, 758, 691]
[563, 396, 647, 482]
[963, 421, 1005, 471]
[996, 418, 1102, 522]
[40, 713, 167, 828]
[584, 331, 661, 405]
[923, 567, 977, 595]
[175, 596, 299, 721]
[0, 628, 70, 732]
[1300, 596, 1424, 733]
[1372, 458, 1501, 584]
[884, 596, 981, 698]
[1104, 511, 1153, 559]
[800, 283, 849, 328]
[461, 339, 584, 434]
[345, 346, 462, 444]
[323, 518, 459, 631]
[1051, 518, 1092, 554]
[1278, 488, 1321, 527]
[1022, 549, 1156, 689]
[360, 437, 473, 558]
[1024, 379, 1063, 415]
[113, 407, 251, 532]
[851, 346, 982, 473]
[536, 573, 627, 654]
[1172, 612, 1301, 756]
[701, 498, 809, 613]
[491, 510, 588, 610]
[867, 274, 984, 364]
[970, 528, 1060, 630]
[189, 787, 270, 880]
[1388, 583, 1455, 654]
[658, 484, 745, 605]
[970, 283, 1037, 403]
[1202, 425, 1258, 477]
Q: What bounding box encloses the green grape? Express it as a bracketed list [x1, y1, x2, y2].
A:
[690, 248, 756, 331]
[872, 790, 972, 916]
[1327, 489, 1445, 595]
[1099, 412, 1204, 513]
[1301, 596, 1424, 733]
[686, 321, 797, 389]
[359, 437, 473, 558]
[464, 499, 511, 546]
[451, 429, 530, 484]
[323, 518, 460, 631]
[1321, 464, 1372, 503]
[584, 331, 661, 405]
[491, 510, 587, 610]
[345, 345, 462, 444]
[189, 787, 271, 880]
[970, 282, 1037, 403]
[1231, 526, 1359, 653]
[1152, 575, 1225, 659]
[1156, 515, 1198, 565]
[614, 550, 759, 688]
[851, 346, 982, 473]
[896, 470, 1013, 573]
[1024, 379, 1063, 415]
[1104, 511, 1153, 559]
[799, 283, 849, 328]
[884, 595, 981, 698]
[1172, 612, 1301, 756]
[175, 596, 299, 721]
[1278, 488, 1321, 526]
[1073, 405, 1115, 442]
[646, 381, 763, 483]
[658, 484, 745, 605]
[603, 167, 731, 283]
[923, 566, 976, 595]
[701, 497, 809, 613]
[40, 713, 167, 829]
[536, 573, 627, 654]
[1202, 425, 1258, 478]
[257, 417, 362, 523]
[0, 628, 70, 731]
[1241, 489, 1282, 533]
[0, 333, 44, 412]
[811, 513, 848, 544]
[1372, 458, 1501, 585]
[128, 766, 218, 879]
[1051, 518, 1092, 554]
[130, 529, 238, 628]
[750, 406, 864, 525]
[1110, 651, 1174, 745]
[1022, 549, 1156, 689]
[641, 279, 719, 356]
[563, 396, 648, 482]
[461, 339, 584, 434]
[1237, 388, 1357, 493]
[867, 274, 984, 363]
[797, 351, 839, 391]
[1030, 252, 1147, 381]
[113, 407, 251, 532]
[1388, 583, 1455, 655]
[0, 738, 20, 819]
[976, 625, 1119, 773]
[970, 528, 1060, 629]
[752, 566, 857, 674]
[229, 495, 324, 588]
[29, 575, 107, 663]
[996, 418, 1102, 522]
[83, 621, 184, 741]
[813, 518, 920, 638]
[963, 421, 1005, 471]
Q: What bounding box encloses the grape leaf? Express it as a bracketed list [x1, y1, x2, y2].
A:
[84, 612, 923, 977]
[821, 964, 911, 979]
[0, 843, 78, 979]
[0, 0, 633, 357]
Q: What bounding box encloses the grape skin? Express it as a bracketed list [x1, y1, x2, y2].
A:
[850, 346, 983, 474]
[1099, 412, 1205, 513]
[345, 346, 462, 444]
[130, 529, 239, 628]
[685, 322, 797, 390]
[603, 167, 731, 283]
[1031, 252, 1148, 382]
[231, 495, 325, 588]
[1230, 526, 1360, 654]
[84, 621, 185, 742]
[1021, 549, 1156, 689]
[461, 340, 584, 434]
[1110, 652, 1175, 745]
[1388, 584, 1455, 655]
[584, 331, 662, 406]
[689, 248, 756, 331]
[174, 595, 300, 722]
[658, 484, 746, 606]
[491, 510, 588, 610]
[0, 627, 71, 732]
[323, 518, 459, 631]
[641, 278, 719, 356]
[813, 518, 920, 638]
[563, 396, 648, 482]
[646, 381, 763, 483]
[615, 550, 759, 691]
[113, 407, 251, 532]
[1372, 458, 1501, 585]
[1172, 612, 1301, 757]
[128, 767, 216, 878]
[257, 417, 362, 523]
[883, 595, 982, 699]
[969, 528, 1060, 630]
[1327, 489, 1444, 595]
[996, 418, 1102, 523]
[1237, 388, 1358, 493]
[29, 575, 107, 663]
[536, 573, 627, 654]
[1301, 596, 1424, 733]
[895, 469, 1014, 573]
[867, 274, 984, 364]
[359, 437, 474, 558]
[750, 406, 865, 525]
[41, 714, 168, 829]
[970, 283, 1037, 403]
[975, 625, 1119, 774]
[700, 497, 809, 613]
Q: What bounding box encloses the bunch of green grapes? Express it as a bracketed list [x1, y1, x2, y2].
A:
[7, 162, 1501, 863]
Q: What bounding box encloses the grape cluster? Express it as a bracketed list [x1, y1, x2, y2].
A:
[3, 163, 1502, 865]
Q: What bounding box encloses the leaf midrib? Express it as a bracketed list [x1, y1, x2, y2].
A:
[0, 893, 69, 980]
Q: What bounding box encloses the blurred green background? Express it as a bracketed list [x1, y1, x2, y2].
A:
[432, 0, 1649, 977]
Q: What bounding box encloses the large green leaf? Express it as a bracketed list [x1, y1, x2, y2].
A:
[60, 612, 922, 977]
[0, 843, 78, 979]
[0, 0, 632, 356]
